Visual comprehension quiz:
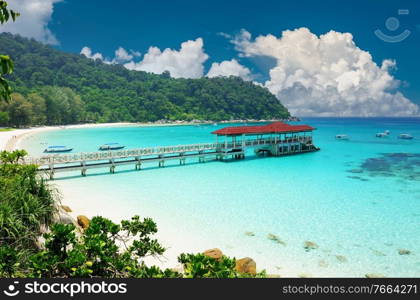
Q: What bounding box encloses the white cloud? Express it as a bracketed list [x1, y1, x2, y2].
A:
[233, 28, 419, 116]
[114, 47, 135, 63]
[207, 59, 252, 80]
[123, 38, 209, 78]
[0, 0, 62, 45]
[81, 39, 208, 79]
[80, 47, 104, 61]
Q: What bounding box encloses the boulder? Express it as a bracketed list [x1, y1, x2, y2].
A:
[398, 249, 411, 255]
[203, 248, 223, 260]
[303, 241, 319, 251]
[61, 205, 72, 213]
[235, 257, 256, 275]
[77, 215, 90, 229]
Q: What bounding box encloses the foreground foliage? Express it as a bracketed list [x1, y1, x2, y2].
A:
[0, 150, 56, 275]
[0, 33, 289, 126]
[0, 1, 19, 102]
[0, 150, 265, 278]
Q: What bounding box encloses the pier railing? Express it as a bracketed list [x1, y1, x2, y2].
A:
[24, 136, 313, 166]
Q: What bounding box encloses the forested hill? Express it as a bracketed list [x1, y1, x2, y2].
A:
[0, 33, 289, 126]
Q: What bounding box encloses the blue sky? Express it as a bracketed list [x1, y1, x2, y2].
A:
[2, 0, 420, 116]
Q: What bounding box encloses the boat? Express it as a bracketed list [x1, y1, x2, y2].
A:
[99, 143, 126, 150]
[44, 146, 73, 153]
[335, 134, 349, 140]
[376, 130, 390, 138]
[398, 134, 414, 140]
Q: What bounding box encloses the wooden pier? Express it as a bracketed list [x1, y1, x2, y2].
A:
[23, 122, 319, 179]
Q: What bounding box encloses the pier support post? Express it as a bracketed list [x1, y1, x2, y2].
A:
[81, 169, 87, 176]
[135, 157, 142, 170]
[159, 160, 165, 167]
[110, 166, 115, 173]
[49, 171, 54, 180]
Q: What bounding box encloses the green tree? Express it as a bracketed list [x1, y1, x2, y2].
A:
[0, 1, 19, 102]
[0, 110, 9, 125]
[27, 93, 46, 125]
[7, 93, 33, 127]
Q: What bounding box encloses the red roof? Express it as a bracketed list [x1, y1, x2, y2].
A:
[211, 121, 315, 136]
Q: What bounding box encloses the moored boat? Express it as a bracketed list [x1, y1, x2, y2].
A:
[44, 145, 73, 153]
[398, 134, 414, 140]
[99, 143, 126, 150]
[376, 130, 390, 138]
[335, 134, 349, 140]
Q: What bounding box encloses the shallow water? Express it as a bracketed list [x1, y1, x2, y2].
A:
[20, 118, 420, 277]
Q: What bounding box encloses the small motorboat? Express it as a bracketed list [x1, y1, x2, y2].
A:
[398, 134, 414, 140]
[99, 143, 126, 150]
[335, 134, 349, 140]
[376, 130, 390, 138]
[44, 145, 73, 153]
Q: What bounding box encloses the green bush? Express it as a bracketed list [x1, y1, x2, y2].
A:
[0, 150, 56, 263]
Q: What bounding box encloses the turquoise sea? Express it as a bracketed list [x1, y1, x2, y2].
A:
[20, 118, 420, 277]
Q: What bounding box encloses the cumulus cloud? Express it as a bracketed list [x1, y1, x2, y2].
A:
[81, 39, 208, 78]
[123, 38, 209, 78]
[0, 0, 62, 45]
[80, 46, 104, 61]
[207, 59, 252, 80]
[232, 28, 419, 116]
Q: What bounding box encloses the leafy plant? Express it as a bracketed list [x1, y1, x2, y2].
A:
[0, 150, 56, 272]
[0, 1, 19, 102]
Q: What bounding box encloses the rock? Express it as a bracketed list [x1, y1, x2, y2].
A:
[77, 215, 90, 229]
[365, 273, 385, 278]
[267, 233, 287, 246]
[61, 205, 72, 213]
[303, 241, 319, 252]
[267, 274, 281, 278]
[398, 249, 411, 255]
[235, 257, 256, 275]
[203, 248, 223, 260]
[298, 273, 312, 278]
[59, 213, 75, 225]
[335, 255, 348, 263]
[245, 231, 255, 237]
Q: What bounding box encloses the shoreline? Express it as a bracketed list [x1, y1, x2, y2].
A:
[0, 119, 291, 152]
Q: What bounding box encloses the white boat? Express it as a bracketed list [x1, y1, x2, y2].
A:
[398, 134, 414, 140]
[335, 134, 349, 140]
[99, 143, 126, 150]
[44, 145, 73, 153]
[376, 130, 390, 138]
